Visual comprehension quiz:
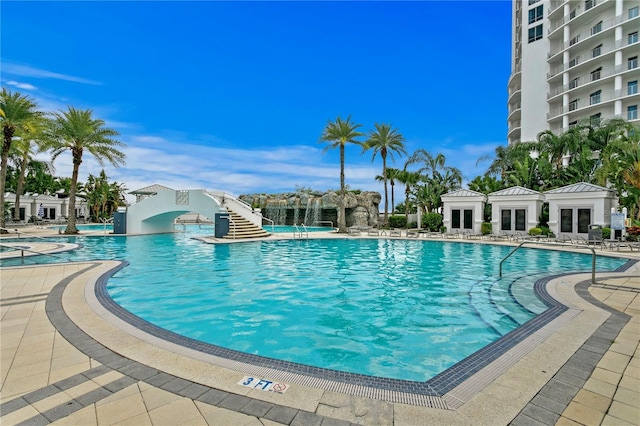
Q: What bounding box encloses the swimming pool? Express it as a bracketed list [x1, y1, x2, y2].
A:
[50, 223, 114, 232]
[265, 225, 335, 233]
[1, 229, 628, 382]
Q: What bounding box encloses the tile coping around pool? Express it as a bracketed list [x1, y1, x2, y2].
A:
[69, 256, 638, 409]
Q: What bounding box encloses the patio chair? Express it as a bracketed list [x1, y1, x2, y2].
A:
[389, 229, 402, 237]
[406, 229, 419, 238]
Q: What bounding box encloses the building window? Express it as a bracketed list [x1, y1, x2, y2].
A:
[591, 21, 602, 35]
[560, 209, 573, 233]
[528, 5, 543, 24]
[629, 81, 638, 95]
[569, 120, 578, 129]
[585, 0, 596, 11]
[570, 77, 580, 89]
[452, 209, 461, 229]
[529, 0, 540, 5]
[570, 35, 580, 46]
[590, 90, 601, 105]
[501, 210, 511, 231]
[630, 56, 639, 69]
[590, 113, 601, 126]
[569, 99, 579, 111]
[528, 24, 543, 43]
[591, 67, 602, 81]
[630, 6, 639, 19]
[629, 105, 638, 120]
[592, 44, 602, 58]
[578, 209, 591, 233]
[463, 210, 473, 230]
[630, 32, 639, 44]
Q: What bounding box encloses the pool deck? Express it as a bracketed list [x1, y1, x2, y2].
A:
[1, 228, 639, 425]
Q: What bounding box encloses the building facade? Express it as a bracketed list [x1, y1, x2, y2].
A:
[508, 0, 640, 144]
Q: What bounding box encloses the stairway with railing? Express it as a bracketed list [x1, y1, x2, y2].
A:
[222, 209, 271, 240]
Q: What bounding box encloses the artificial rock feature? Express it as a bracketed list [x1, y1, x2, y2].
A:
[239, 191, 381, 228]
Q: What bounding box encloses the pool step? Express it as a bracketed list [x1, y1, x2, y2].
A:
[468, 277, 538, 336]
[222, 210, 271, 239]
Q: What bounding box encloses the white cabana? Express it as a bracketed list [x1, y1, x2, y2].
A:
[544, 182, 618, 239]
[441, 189, 486, 235]
[487, 186, 545, 235]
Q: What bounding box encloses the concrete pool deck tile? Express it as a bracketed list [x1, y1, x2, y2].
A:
[146, 397, 207, 425]
[608, 400, 640, 424]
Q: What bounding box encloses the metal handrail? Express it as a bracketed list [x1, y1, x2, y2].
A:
[293, 224, 308, 240]
[263, 216, 275, 232]
[499, 241, 596, 284]
[0, 227, 51, 242]
[0, 242, 67, 264]
[222, 215, 236, 239]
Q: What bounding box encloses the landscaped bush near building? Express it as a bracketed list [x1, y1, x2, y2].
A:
[481, 222, 492, 235]
[422, 213, 443, 231]
[389, 215, 407, 229]
[602, 227, 611, 239]
[539, 226, 555, 238]
[528, 227, 542, 236]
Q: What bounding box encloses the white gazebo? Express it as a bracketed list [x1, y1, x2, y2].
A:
[441, 189, 486, 235]
[487, 186, 545, 235]
[544, 182, 618, 238]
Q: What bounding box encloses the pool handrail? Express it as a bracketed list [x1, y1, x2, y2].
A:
[263, 216, 275, 232]
[292, 224, 308, 239]
[0, 242, 68, 264]
[0, 227, 51, 242]
[499, 240, 596, 284]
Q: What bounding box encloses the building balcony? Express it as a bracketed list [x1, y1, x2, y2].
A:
[507, 120, 521, 140]
[547, 39, 639, 81]
[547, 12, 631, 59]
[548, 0, 612, 36]
[547, 87, 637, 120]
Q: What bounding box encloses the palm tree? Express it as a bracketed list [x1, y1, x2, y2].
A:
[46, 107, 125, 234]
[396, 169, 421, 225]
[0, 88, 41, 229]
[319, 115, 363, 232]
[377, 167, 402, 215]
[363, 123, 406, 225]
[11, 116, 51, 221]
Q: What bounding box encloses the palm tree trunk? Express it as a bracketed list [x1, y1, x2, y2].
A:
[13, 153, 28, 221]
[382, 155, 388, 226]
[65, 162, 80, 234]
[390, 181, 395, 217]
[338, 143, 346, 232]
[0, 128, 14, 230]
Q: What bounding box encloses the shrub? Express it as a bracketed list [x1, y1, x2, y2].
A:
[440, 225, 447, 233]
[407, 221, 418, 229]
[481, 222, 492, 235]
[422, 212, 443, 232]
[539, 226, 555, 238]
[528, 227, 542, 236]
[602, 227, 611, 239]
[389, 215, 407, 229]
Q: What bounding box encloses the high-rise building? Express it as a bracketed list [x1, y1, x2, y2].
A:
[508, 0, 640, 145]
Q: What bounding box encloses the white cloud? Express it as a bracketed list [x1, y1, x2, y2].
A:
[5, 80, 37, 90]
[2, 63, 101, 85]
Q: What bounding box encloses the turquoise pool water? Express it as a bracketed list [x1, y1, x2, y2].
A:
[0, 228, 628, 381]
[50, 223, 114, 232]
[265, 225, 335, 233]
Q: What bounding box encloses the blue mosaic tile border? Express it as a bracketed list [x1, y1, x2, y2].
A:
[94, 257, 637, 397]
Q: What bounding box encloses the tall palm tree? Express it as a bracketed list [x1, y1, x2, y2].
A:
[46, 107, 125, 234]
[11, 116, 51, 221]
[320, 115, 363, 232]
[0, 88, 41, 229]
[363, 123, 406, 225]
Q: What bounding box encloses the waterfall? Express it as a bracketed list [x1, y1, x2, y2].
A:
[265, 200, 288, 225]
[293, 199, 300, 225]
[303, 198, 322, 225]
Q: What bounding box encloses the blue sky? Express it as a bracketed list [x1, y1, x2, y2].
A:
[1, 1, 511, 202]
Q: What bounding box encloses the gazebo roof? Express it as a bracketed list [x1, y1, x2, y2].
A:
[489, 186, 541, 196]
[442, 188, 485, 198]
[129, 184, 174, 195]
[544, 182, 611, 194]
